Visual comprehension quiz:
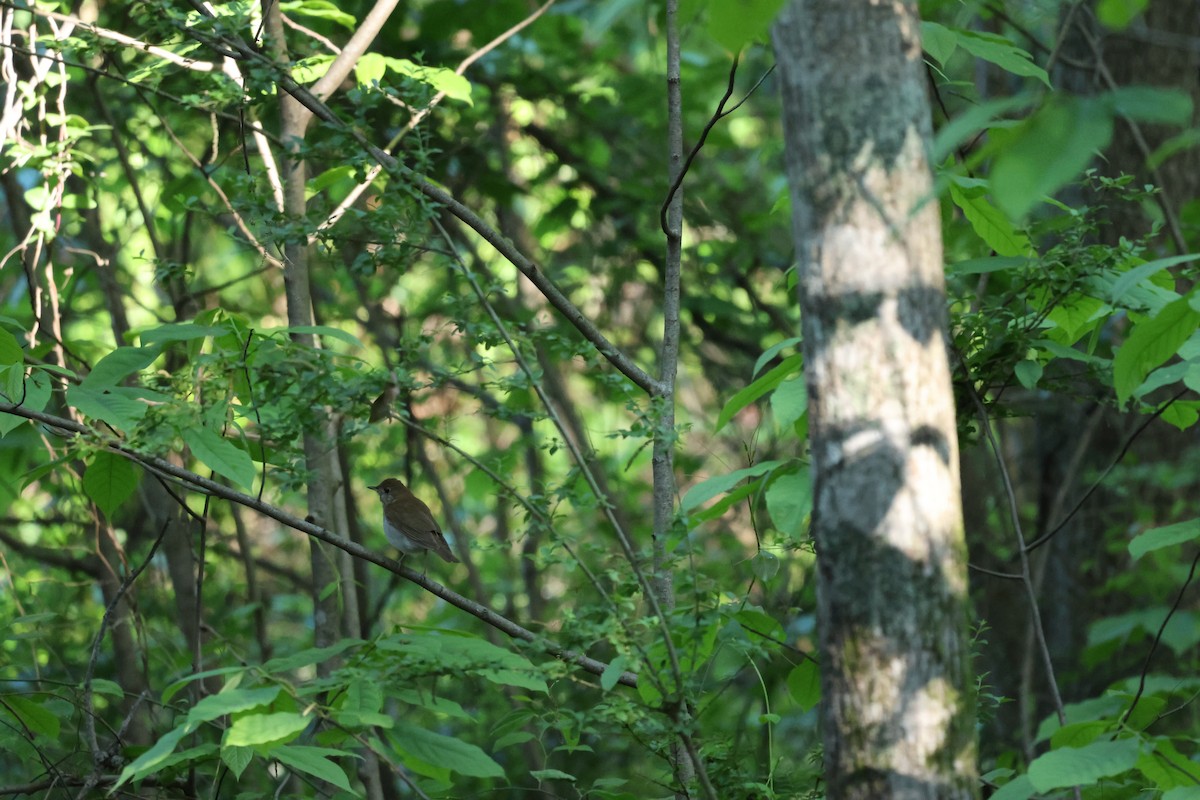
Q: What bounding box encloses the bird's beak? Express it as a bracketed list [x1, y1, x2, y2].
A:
[367, 484, 378, 491]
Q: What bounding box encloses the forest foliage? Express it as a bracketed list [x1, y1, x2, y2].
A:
[2, 0, 1200, 798]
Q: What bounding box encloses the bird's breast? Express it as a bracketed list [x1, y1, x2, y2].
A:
[383, 516, 424, 553]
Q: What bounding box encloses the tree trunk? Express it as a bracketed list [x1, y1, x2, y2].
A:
[773, 2, 978, 798]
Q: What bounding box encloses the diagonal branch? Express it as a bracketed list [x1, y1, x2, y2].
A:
[0, 400, 638, 689]
[307, 0, 402, 104]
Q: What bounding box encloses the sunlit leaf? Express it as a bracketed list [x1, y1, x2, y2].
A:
[1114, 294, 1200, 407]
[224, 712, 310, 747]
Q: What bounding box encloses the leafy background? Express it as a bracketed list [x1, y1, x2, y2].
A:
[2, 0, 1199, 797]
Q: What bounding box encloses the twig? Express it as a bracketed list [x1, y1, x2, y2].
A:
[956, 354, 1068, 729]
[1117, 549, 1200, 729]
[78, 519, 171, 798]
[658, 54, 775, 235]
[1025, 389, 1184, 553]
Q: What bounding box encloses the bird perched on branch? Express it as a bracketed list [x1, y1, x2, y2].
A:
[368, 478, 460, 565]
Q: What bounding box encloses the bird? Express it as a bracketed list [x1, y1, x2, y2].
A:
[368, 478, 460, 565]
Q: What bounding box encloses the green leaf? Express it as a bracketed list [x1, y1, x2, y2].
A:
[186, 687, 280, 724]
[733, 606, 786, 641]
[752, 550, 780, 581]
[952, 29, 1051, 87]
[931, 94, 1033, 163]
[601, 655, 629, 692]
[0, 368, 51, 436]
[1135, 360, 1194, 399]
[1109, 254, 1200, 306]
[391, 721, 504, 777]
[1114, 294, 1200, 407]
[272, 745, 352, 791]
[392, 689, 468, 720]
[1161, 401, 1200, 431]
[948, 182, 1033, 256]
[83, 451, 139, 519]
[90, 678, 125, 697]
[273, 324, 364, 348]
[4, 695, 61, 739]
[1105, 86, 1193, 125]
[150, 743, 219, 774]
[279, 0, 356, 29]
[66, 385, 150, 430]
[716, 354, 803, 432]
[688, 480, 762, 524]
[990, 774, 1034, 800]
[1140, 739, 1197, 792]
[1047, 295, 1107, 345]
[764, 466, 811, 534]
[383, 58, 473, 105]
[220, 744, 253, 780]
[769, 376, 807, 431]
[307, 165, 356, 199]
[1148, 128, 1200, 170]
[291, 54, 335, 83]
[636, 673, 662, 708]
[355, 52, 387, 86]
[992, 97, 1113, 219]
[161, 666, 247, 705]
[0, 365, 22, 407]
[1096, 0, 1148, 29]
[920, 20, 957, 65]
[116, 726, 189, 788]
[262, 640, 361, 673]
[1128, 519, 1200, 560]
[138, 323, 226, 346]
[753, 336, 802, 378]
[224, 712, 310, 747]
[947, 256, 1033, 275]
[532, 768, 577, 781]
[681, 459, 787, 513]
[476, 668, 548, 693]
[494, 731, 534, 751]
[185, 426, 257, 489]
[1027, 739, 1141, 791]
[707, 0, 786, 53]
[1014, 359, 1042, 390]
[80, 346, 160, 389]
[0, 328, 22, 366]
[786, 660, 820, 712]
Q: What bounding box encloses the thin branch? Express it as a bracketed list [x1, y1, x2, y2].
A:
[1117, 549, 1200, 730]
[658, 54, 776, 235]
[78, 519, 170, 797]
[1024, 389, 1184, 553]
[956, 354, 1068, 728]
[15, 2, 216, 72]
[308, 0, 402, 108]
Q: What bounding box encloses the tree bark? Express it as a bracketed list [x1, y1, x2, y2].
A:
[773, 2, 978, 798]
